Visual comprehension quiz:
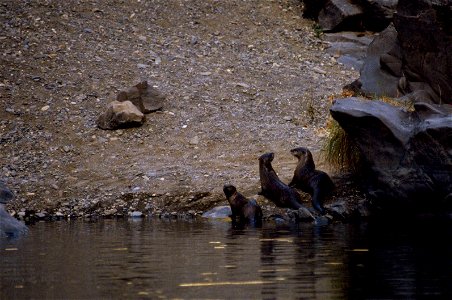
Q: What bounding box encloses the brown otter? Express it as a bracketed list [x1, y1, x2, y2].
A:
[289, 147, 335, 214]
[223, 184, 262, 226]
[258, 152, 304, 210]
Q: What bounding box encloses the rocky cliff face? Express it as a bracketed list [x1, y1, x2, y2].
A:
[324, 0, 452, 213]
[354, 0, 452, 104]
[304, 0, 452, 104]
[393, 0, 452, 104]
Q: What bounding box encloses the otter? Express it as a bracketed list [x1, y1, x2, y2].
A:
[258, 152, 304, 210]
[288, 147, 335, 214]
[223, 184, 262, 227]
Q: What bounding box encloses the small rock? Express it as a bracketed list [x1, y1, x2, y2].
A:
[130, 211, 143, 218]
[41, 105, 50, 111]
[283, 116, 293, 121]
[312, 67, 327, 74]
[235, 82, 250, 89]
[35, 212, 47, 219]
[189, 136, 199, 145]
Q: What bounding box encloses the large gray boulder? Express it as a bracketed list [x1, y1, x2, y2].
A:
[0, 182, 28, 238]
[359, 25, 401, 97]
[330, 98, 452, 212]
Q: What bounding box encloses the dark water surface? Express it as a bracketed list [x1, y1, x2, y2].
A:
[1, 217, 451, 299]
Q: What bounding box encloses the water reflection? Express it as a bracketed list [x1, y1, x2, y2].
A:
[1, 217, 451, 299]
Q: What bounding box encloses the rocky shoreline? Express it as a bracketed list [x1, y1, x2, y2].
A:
[1, 0, 365, 224]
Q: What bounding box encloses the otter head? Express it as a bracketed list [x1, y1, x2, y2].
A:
[223, 184, 237, 199]
[290, 147, 315, 169]
[290, 147, 308, 159]
[258, 152, 274, 166]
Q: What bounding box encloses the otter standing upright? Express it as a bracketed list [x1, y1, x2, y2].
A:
[289, 147, 335, 214]
[258, 152, 304, 210]
[223, 184, 262, 226]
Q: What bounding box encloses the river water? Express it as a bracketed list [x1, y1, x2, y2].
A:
[1, 216, 451, 299]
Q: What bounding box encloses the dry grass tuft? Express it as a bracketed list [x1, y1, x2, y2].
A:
[323, 119, 362, 173]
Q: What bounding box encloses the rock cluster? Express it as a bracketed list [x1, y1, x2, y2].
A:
[96, 81, 165, 130]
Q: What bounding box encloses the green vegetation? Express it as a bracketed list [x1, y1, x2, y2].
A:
[312, 23, 323, 39]
[323, 119, 362, 173]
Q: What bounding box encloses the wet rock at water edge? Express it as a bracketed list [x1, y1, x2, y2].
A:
[202, 206, 232, 219]
[0, 182, 28, 238]
[96, 100, 146, 130]
[129, 211, 143, 218]
[117, 81, 165, 113]
[286, 207, 316, 222]
[326, 200, 352, 220]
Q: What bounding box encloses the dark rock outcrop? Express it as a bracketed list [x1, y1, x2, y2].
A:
[353, 0, 452, 104]
[305, 0, 397, 32]
[318, 0, 363, 32]
[361, 0, 398, 31]
[393, 0, 452, 104]
[330, 97, 452, 212]
[302, 0, 328, 19]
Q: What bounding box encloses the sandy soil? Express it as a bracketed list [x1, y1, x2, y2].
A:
[0, 0, 359, 217]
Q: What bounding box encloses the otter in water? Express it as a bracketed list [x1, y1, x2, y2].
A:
[223, 184, 262, 227]
[288, 147, 335, 214]
[258, 152, 304, 210]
